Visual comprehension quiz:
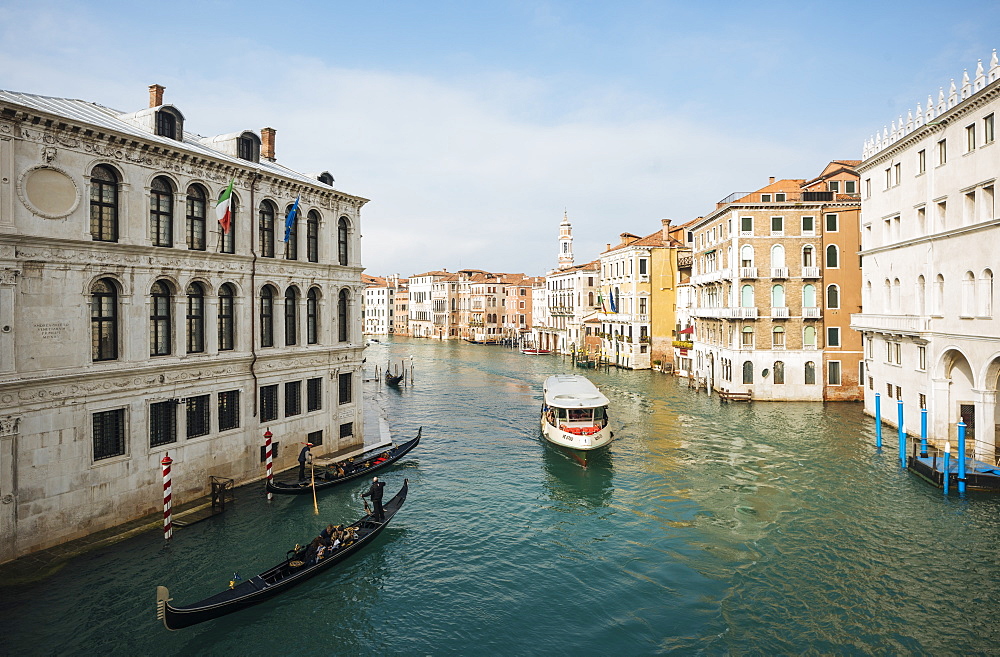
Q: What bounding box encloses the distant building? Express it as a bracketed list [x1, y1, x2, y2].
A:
[852, 51, 1000, 457]
[0, 84, 367, 563]
[408, 271, 448, 338]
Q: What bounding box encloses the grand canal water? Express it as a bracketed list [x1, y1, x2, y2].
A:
[4, 337, 1000, 655]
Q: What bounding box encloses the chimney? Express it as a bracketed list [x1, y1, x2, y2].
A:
[768, 176, 775, 184]
[661, 218, 672, 229]
[261, 127, 276, 161]
[606, 243, 611, 251]
[149, 84, 165, 108]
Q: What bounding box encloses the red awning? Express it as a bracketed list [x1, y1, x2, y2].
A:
[678, 326, 694, 334]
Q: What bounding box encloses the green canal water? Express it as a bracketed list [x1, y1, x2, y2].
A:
[4, 337, 1000, 655]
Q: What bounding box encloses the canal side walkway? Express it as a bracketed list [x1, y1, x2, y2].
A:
[0, 381, 393, 586]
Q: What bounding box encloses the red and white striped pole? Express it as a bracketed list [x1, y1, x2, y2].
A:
[161, 453, 173, 540]
[264, 429, 274, 501]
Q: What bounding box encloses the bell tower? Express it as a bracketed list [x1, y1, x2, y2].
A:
[558, 211, 574, 269]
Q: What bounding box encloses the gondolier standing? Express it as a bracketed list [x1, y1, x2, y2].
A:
[298, 442, 313, 481]
[362, 476, 386, 521]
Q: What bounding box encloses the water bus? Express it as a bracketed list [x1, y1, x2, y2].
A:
[540, 375, 612, 466]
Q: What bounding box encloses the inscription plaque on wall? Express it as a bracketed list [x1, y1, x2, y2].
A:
[34, 321, 69, 341]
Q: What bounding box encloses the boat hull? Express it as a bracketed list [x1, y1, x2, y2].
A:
[540, 419, 613, 466]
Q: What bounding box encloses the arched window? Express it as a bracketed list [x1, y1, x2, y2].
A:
[306, 210, 320, 263]
[805, 361, 816, 384]
[740, 245, 754, 267]
[259, 201, 276, 258]
[260, 285, 276, 347]
[933, 274, 945, 315]
[742, 361, 754, 384]
[218, 283, 236, 351]
[338, 217, 350, 266]
[284, 204, 298, 261]
[285, 287, 298, 346]
[826, 284, 840, 309]
[741, 284, 754, 307]
[803, 284, 817, 308]
[90, 164, 119, 242]
[187, 185, 207, 250]
[773, 360, 785, 384]
[893, 278, 901, 314]
[741, 326, 754, 347]
[961, 271, 976, 316]
[980, 269, 994, 317]
[772, 326, 785, 348]
[186, 282, 205, 353]
[150, 280, 172, 356]
[338, 289, 349, 342]
[588, 291, 594, 306]
[826, 245, 839, 268]
[91, 278, 118, 361]
[771, 244, 785, 268]
[220, 193, 237, 254]
[804, 325, 816, 348]
[802, 245, 814, 267]
[771, 284, 785, 308]
[307, 287, 320, 344]
[150, 176, 173, 247]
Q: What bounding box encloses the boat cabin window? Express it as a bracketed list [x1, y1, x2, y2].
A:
[568, 409, 593, 422]
[593, 407, 606, 421]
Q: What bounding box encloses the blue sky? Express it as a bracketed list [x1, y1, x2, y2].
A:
[2, 1, 999, 277]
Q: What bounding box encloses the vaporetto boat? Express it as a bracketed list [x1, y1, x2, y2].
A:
[540, 375, 613, 465]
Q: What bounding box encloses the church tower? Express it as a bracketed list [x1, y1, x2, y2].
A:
[558, 211, 574, 269]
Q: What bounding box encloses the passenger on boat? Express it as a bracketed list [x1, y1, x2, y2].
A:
[306, 536, 324, 565]
[320, 524, 335, 542]
[335, 463, 346, 477]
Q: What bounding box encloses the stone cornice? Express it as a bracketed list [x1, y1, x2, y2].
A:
[859, 217, 1000, 257]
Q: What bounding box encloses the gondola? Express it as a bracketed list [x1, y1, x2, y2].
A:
[385, 371, 404, 386]
[156, 479, 408, 630]
[265, 429, 420, 495]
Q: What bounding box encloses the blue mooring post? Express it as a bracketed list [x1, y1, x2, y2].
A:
[957, 421, 967, 496]
[943, 447, 951, 495]
[897, 400, 906, 467]
[920, 408, 928, 458]
[874, 393, 882, 449]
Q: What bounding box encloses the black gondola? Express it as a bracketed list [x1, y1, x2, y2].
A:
[385, 371, 404, 386]
[265, 429, 420, 495]
[156, 479, 409, 630]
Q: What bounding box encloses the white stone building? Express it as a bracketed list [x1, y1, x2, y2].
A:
[852, 51, 1000, 458]
[0, 85, 367, 563]
[407, 271, 446, 338]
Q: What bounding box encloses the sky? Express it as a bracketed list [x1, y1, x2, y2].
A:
[2, 0, 999, 278]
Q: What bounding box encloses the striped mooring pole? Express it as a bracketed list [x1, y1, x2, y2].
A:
[265, 429, 274, 501]
[161, 453, 173, 540]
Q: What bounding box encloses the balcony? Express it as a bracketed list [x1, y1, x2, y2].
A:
[850, 313, 930, 336]
[770, 267, 788, 279]
[734, 307, 759, 319]
[803, 306, 821, 318]
[771, 306, 789, 318]
[802, 266, 820, 278]
[740, 267, 758, 278]
[693, 307, 725, 318]
[672, 340, 694, 348]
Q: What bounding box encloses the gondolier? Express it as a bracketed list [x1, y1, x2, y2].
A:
[362, 476, 386, 522]
[297, 442, 313, 481]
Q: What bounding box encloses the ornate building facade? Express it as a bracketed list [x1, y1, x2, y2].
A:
[0, 85, 367, 562]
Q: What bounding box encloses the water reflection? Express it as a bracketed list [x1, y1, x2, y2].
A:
[540, 441, 614, 510]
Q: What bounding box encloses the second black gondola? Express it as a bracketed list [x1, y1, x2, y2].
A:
[266, 428, 420, 495]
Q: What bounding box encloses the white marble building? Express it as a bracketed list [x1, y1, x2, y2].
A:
[852, 51, 1000, 459]
[0, 85, 368, 562]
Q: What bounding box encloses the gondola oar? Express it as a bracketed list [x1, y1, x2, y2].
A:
[310, 458, 319, 515]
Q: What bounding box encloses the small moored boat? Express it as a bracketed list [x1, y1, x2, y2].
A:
[385, 371, 404, 386]
[521, 348, 551, 355]
[265, 429, 420, 495]
[540, 375, 613, 466]
[156, 480, 409, 630]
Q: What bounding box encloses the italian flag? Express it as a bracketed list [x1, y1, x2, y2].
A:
[216, 179, 235, 234]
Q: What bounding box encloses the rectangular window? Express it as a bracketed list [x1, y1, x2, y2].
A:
[284, 381, 301, 417]
[93, 408, 126, 461]
[761, 193, 772, 202]
[938, 139, 947, 165]
[918, 149, 926, 174]
[339, 372, 353, 405]
[308, 429, 323, 447]
[307, 377, 323, 412]
[339, 422, 354, 439]
[885, 167, 892, 189]
[886, 341, 893, 362]
[827, 327, 841, 347]
[186, 394, 210, 438]
[774, 192, 786, 202]
[845, 180, 856, 194]
[825, 213, 839, 233]
[868, 376, 873, 390]
[985, 113, 995, 144]
[896, 385, 902, 400]
[865, 178, 871, 198]
[893, 163, 901, 185]
[639, 258, 648, 275]
[919, 393, 927, 409]
[770, 216, 783, 234]
[150, 400, 177, 448]
[828, 361, 842, 385]
[828, 180, 840, 193]
[802, 216, 814, 234]
[740, 216, 752, 234]
[261, 384, 279, 422]
[895, 342, 902, 364]
[218, 390, 240, 431]
[966, 124, 976, 152]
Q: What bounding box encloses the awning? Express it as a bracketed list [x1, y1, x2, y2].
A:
[678, 326, 694, 334]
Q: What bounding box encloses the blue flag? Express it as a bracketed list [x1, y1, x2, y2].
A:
[282, 195, 300, 242]
[609, 289, 618, 313]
